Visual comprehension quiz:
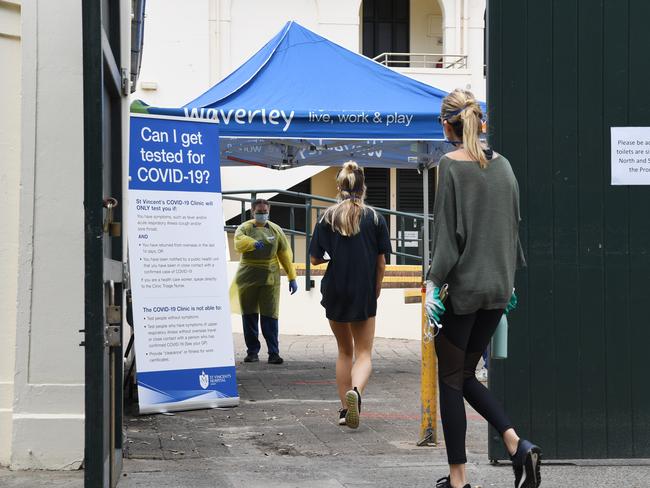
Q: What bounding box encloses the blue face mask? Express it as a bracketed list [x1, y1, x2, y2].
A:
[254, 213, 269, 224]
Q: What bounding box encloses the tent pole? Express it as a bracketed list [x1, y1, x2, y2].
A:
[418, 145, 437, 447]
[421, 140, 430, 281]
[422, 165, 429, 281]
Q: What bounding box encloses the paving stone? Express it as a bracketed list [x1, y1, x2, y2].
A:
[3, 333, 650, 487]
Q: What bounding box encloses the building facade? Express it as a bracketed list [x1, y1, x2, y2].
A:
[133, 0, 487, 221]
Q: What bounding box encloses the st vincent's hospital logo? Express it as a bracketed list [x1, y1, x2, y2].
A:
[199, 371, 209, 390]
[199, 370, 232, 389]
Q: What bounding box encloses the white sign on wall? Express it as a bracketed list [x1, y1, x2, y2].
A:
[611, 127, 650, 185]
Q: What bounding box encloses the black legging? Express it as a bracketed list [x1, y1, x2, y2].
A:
[435, 301, 513, 464]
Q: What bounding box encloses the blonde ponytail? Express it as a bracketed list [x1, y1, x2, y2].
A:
[322, 161, 376, 236]
[441, 89, 488, 168]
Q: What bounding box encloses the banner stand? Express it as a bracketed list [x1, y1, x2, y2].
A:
[128, 113, 238, 414]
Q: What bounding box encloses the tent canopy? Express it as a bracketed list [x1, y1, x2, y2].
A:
[135, 21, 458, 168]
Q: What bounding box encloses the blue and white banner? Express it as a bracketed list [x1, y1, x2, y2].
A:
[128, 114, 238, 414]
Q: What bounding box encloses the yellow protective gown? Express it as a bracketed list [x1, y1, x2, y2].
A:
[229, 220, 297, 319]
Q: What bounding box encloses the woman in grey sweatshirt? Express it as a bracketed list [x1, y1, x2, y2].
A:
[426, 89, 542, 488]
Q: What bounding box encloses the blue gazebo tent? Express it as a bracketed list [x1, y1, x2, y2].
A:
[134, 21, 454, 169]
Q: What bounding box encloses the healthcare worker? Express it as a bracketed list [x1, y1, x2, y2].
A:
[232, 199, 298, 364]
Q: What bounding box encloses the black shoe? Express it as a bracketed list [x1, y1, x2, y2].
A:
[338, 408, 347, 426]
[243, 353, 259, 363]
[344, 386, 362, 429]
[435, 476, 470, 488]
[268, 353, 284, 364]
[510, 439, 542, 488]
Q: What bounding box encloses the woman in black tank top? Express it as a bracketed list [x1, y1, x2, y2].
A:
[309, 161, 391, 429]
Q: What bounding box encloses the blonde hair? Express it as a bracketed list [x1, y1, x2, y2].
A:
[441, 89, 488, 167]
[322, 161, 375, 236]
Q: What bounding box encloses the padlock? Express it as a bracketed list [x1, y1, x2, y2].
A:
[102, 197, 119, 235]
[103, 202, 114, 233]
[109, 221, 121, 237]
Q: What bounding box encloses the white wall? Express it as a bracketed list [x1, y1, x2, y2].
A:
[402, 0, 486, 100]
[439, 0, 459, 55]
[135, 0, 363, 106]
[216, 0, 362, 81]
[397, 67, 484, 101]
[410, 0, 443, 54]
[136, 0, 211, 107]
[0, 0, 21, 467]
[467, 0, 486, 101]
[228, 0, 318, 72]
[6, 0, 86, 470]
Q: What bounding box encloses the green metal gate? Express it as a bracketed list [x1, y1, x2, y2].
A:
[82, 0, 130, 485]
[487, 0, 650, 460]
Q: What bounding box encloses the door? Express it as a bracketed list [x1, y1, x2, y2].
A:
[397, 169, 434, 264]
[362, 0, 409, 61]
[82, 1, 129, 485]
[487, 0, 650, 460]
[364, 168, 392, 262]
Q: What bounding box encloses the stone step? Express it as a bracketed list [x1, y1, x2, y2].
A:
[281, 264, 425, 297]
[286, 263, 422, 279]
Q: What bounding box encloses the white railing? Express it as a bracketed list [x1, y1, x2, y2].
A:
[373, 52, 468, 70]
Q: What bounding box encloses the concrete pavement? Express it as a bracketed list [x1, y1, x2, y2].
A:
[1, 333, 649, 487]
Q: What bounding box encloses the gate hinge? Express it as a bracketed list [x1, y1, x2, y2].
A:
[121, 68, 130, 96]
[122, 261, 130, 286]
[105, 325, 122, 347]
[106, 305, 121, 324]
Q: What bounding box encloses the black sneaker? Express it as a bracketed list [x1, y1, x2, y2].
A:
[344, 387, 361, 429]
[510, 439, 542, 488]
[338, 408, 347, 426]
[268, 353, 284, 364]
[435, 476, 470, 488]
[243, 353, 259, 363]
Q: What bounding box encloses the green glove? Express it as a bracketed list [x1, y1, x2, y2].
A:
[425, 282, 446, 324]
[505, 290, 518, 315]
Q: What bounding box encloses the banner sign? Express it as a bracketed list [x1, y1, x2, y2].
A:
[611, 127, 650, 185]
[143, 104, 442, 141]
[128, 114, 238, 414]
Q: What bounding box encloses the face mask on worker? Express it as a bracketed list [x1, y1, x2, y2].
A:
[254, 212, 269, 224]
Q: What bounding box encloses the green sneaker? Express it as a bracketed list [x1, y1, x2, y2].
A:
[344, 387, 361, 429]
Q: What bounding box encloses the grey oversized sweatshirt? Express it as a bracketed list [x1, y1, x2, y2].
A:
[426, 154, 526, 314]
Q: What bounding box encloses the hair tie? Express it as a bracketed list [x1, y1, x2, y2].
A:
[341, 192, 363, 202]
[442, 103, 479, 121]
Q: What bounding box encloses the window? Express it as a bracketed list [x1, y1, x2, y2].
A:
[362, 0, 410, 60]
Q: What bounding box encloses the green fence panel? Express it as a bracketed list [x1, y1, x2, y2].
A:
[488, 0, 650, 460]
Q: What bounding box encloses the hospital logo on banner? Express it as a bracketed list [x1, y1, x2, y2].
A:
[199, 371, 210, 390]
[198, 370, 234, 390]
